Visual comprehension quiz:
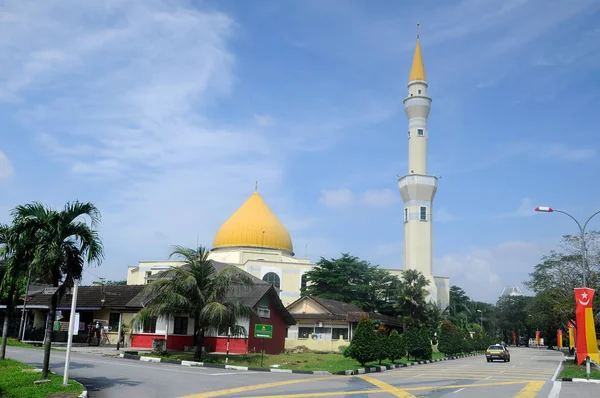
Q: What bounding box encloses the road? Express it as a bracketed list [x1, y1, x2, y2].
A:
[6, 346, 563, 397]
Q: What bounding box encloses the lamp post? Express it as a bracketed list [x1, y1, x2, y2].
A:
[535, 207, 600, 288]
[477, 309, 483, 330]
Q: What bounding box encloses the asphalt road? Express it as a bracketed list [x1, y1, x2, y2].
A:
[6, 346, 564, 397]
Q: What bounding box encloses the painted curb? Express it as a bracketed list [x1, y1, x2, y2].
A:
[561, 377, 600, 383]
[118, 352, 483, 376]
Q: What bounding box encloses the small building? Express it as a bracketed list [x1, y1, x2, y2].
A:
[22, 284, 146, 344]
[125, 260, 296, 354]
[285, 295, 403, 352]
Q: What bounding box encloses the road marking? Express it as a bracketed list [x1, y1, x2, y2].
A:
[548, 382, 562, 398]
[358, 375, 416, 397]
[453, 388, 465, 393]
[177, 376, 340, 398]
[412, 374, 424, 377]
[485, 376, 492, 380]
[241, 380, 535, 397]
[513, 381, 545, 397]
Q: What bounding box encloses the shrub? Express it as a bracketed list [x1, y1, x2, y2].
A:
[374, 327, 389, 365]
[388, 330, 406, 363]
[437, 321, 462, 356]
[344, 317, 377, 366]
[419, 327, 433, 360]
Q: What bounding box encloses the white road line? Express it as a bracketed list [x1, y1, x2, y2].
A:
[484, 376, 492, 380]
[548, 355, 564, 398]
[453, 388, 465, 393]
[413, 374, 424, 377]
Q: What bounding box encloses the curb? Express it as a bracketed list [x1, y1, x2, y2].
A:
[118, 352, 482, 376]
[561, 377, 600, 383]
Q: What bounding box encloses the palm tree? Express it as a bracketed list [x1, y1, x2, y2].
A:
[393, 269, 431, 327]
[133, 246, 257, 360]
[11, 202, 104, 377]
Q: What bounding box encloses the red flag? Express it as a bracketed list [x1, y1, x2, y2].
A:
[557, 329, 563, 348]
[574, 288, 599, 365]
[512, 331, 516, 345]
[535, 330, 540, 346]
[568, 320, 576, 349]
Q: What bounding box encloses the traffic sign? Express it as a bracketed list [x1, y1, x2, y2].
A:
[254, 324, 273, 339]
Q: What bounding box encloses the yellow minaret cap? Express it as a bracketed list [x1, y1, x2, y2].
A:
[212, 191, 294, 255]
[408, 38, 426, 82]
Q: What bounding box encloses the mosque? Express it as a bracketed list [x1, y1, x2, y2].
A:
[127, 33, 450, 310]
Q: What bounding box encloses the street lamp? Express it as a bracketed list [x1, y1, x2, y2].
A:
[477, 309, 483, 330]
[535, 206, 600, 288]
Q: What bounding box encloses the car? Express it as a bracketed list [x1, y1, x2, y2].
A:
[485, 344, 511, 362]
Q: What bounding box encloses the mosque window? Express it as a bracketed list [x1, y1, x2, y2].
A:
[418, 89, 422, 94]
[263, 272, 281, 289]
[301, 274, 308, 291]
[173, 316, 188, 335]
[420, 206, 427, 221]
[417, 129, 424, 136]
[404, 208, 408, 223]
[408, 130, 411, 138]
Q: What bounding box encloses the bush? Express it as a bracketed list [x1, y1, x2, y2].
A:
[419, 327, 433, 360]
[338, 345, 348, 355]
[437, 321, 462, 356]
[344, 317, 377, 366]
[462, 329, 473, 353]
[374, 327, 389, 365]
[388, 330, 406, 363]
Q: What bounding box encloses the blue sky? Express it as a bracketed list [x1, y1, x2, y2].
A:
[1, 0, 599, 303]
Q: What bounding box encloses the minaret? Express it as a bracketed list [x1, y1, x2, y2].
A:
[398, 24, 439, 304]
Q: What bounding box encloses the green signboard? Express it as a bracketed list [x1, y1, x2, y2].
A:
[254, 324, 273, 339]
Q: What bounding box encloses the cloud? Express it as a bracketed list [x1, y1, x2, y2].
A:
[435, 207, 458, 222]
[0, 151, 14, 180]
[497, 198, 536, 218]
[361, 189, 398, 207]
[253, 114, 275, 127]
[540, 144, 596, 162]
[319, 188, 355, 208]
[435, 240, 551, 303]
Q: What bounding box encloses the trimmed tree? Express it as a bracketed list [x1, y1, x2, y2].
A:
[404, 326, 421, 360]
[388, 329, 406, 363]
[344, 317, 377, 366]
[419, 327, 433, 360]
[374, 327, 389, 365]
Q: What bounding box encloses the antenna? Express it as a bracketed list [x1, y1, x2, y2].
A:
[304, 243, 308, 258]
[417, 21, 420, 39]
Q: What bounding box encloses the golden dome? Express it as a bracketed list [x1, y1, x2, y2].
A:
[408, 38, 426, 82]
[212, 191, 294, 255]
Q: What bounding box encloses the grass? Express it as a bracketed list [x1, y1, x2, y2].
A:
[137, 350, 449, 373]
[560, 361, 600, 380]
[5, 338, 39, 348]
[0, 358, 84, 398]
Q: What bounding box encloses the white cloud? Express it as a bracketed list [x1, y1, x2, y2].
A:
[361, 189, 398, 207]
[319, 188, 355, 208]
[253, 114, 275, 127]
[540, 144, 596, 162]
[497, 198, 536, 218]
[0, 151, 14, 180]
[435, 206, 458, 222]
[435, 240, 551, 303]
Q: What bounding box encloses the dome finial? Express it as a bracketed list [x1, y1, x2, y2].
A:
[417, 21, 420, 39]
[255, 180, 258, 192]
[408, 23, 426, 82]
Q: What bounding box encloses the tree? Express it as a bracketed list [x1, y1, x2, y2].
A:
[0, 223, 31, 359]
[437, 321, 461, 357]
[11, 201, 104, 377]
[301, 253, 397, 313]
[343, 317, 377, 366]
[374, 326, 389, 365]
[133, 246, 257, 360]
[419, 327, 433, 360]
[387, 329, 406, 363]
[393, 269, 430, 327]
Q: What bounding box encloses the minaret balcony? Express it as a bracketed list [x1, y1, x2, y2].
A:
[398, 174, 438, 203]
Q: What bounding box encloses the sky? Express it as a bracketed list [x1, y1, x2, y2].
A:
[1, 0, 599, 303]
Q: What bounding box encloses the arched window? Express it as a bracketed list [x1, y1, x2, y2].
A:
[262, 272, 281, 289]
[301, 274, 308, 291]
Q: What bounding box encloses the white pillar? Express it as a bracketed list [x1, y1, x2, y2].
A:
[63, 280, 79, 385]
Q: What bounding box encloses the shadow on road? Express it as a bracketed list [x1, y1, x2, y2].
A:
[74, 376, 141, 392]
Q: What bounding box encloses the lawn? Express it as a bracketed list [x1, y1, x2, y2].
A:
[560, 361, 600, 380]
[0, 358, 84, 398]
[138, 350, 449, 373]
[5, 338, 39, 348]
